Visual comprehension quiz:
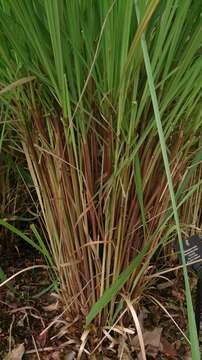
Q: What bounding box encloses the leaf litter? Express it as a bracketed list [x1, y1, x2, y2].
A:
[3, 343, 25, 360]
[0, 239, 201, 359]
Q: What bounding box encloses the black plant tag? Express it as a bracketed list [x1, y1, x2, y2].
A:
[176, 234, 202, 338]
[176, 234, 202, 275]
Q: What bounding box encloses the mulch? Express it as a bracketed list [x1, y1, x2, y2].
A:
[0, 239, 201, 359]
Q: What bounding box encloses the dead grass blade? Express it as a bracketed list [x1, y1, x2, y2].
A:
[0, 76, 36, 95]
[122, 295, 146, 360]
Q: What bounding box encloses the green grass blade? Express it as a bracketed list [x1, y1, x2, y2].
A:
[134, 154, 147, 236]
[135, 2, 200, 358]
[30, 224, 54, 267]
[0, 219, 45, 254]
[86, 239, 151, 326]
[176, 147, 202, 200]
[0, 266, 20, 296]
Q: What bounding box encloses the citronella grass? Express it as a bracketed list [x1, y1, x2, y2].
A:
[0, 0, 202, 356]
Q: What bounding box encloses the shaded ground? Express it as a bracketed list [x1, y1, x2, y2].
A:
[0, 240, 64, 359]
[0, 238, 201, 359]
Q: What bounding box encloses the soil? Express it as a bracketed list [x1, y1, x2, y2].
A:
[0, 239, 64, 359]
[0, 238, 201, 359]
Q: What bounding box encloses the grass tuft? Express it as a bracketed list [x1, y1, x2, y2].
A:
[0, 0, 202, 355]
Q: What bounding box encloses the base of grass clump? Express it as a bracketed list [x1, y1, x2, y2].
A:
[0, 236, 198, 359]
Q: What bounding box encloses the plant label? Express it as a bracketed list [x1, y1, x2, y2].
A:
[176, 234, 202, 274]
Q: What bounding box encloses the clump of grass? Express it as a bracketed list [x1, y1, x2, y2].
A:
[0, 0, 202, 356]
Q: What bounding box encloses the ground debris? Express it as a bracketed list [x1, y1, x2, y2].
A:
[160, 338, 177, 358]
[3, 343, 25, 360]
[64, 351, 76, 360]
[133, 326, 162, 359]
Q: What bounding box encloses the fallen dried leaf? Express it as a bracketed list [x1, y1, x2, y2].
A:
[64, 351, 76, 360]
[134, 327, 162, 359]
[43, 300, 59, 312]
[51, 351, 61, 360]
[143, 327, 162, 348]
[3, 343, 25, 360]
[160, 338, 177, 358]
[171, 289, 185, 301]
[36, 329, 47, 347]
[175, 340, 181, 351]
